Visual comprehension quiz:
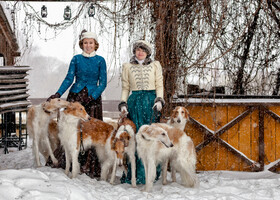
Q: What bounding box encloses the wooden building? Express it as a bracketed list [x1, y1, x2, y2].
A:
[0, 4, 20, 65]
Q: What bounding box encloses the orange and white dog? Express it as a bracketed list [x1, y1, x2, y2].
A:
[136, 124, 174, 192]
[27, 98, 69, 167]
[110, 117, 137, 187]
[167, 106, 190, 131]
[58, 103, 132, 182]
[153, 123, 198, 189]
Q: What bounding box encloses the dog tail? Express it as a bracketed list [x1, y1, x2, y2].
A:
[176, 135, 198, 187]
[26, 106, 35, 138]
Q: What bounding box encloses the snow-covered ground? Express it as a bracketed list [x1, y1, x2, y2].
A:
[1, 139, 280, 200]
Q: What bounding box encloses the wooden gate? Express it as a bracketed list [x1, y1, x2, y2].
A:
[173, 98, 280, 172]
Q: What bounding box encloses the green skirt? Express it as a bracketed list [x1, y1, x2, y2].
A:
[121, 90, 161, 185]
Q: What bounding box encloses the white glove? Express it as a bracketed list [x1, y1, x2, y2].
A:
[121, 106, 128, 114]
[153, 101, 162, 111]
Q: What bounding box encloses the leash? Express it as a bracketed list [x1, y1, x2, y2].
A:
[78, 120, 86, 155]
[149, 105, 159, 125]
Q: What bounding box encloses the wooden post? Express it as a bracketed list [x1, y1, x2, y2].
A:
[258, 105, 265, 171]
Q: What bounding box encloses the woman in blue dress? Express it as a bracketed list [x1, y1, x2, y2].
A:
[119, 40, 165, 184]
[47, 30, 107, 178]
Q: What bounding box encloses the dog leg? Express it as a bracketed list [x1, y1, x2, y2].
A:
[71, 150, 80, 178]
[129, 153, 136, 188]
[32, 138, 41, 167]
[142, 159, 149, 191]
[171, 160, 177, 183]
[101, 160, 111, 181]
[145, 160, 156, 192]
[162, 160, 168, 185]
[109, 157, 117, 185]
[64, 149, 71, 177]
[44, 136, 58, 166]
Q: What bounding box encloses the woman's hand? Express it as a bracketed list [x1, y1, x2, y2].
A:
[153, 101, 162, 111]
[47, 92, 61, 102]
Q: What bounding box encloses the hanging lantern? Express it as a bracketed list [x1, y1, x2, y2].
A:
[41, 5, 47, 18]
[64, 6, 71, 20]
[88, 3, 95, 17]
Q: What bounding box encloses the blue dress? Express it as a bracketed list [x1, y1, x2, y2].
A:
[121, 90, 161, 185]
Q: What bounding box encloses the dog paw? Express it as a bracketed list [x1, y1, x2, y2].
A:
[52, 159, 58, 166]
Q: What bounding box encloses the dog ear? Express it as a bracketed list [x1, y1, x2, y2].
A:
[42, 101, 55, 113]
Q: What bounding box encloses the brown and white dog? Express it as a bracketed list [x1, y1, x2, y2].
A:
[27, 98, 69, 167]
[167, 106, 190, 131]
[110, 117, 137, 187]
[136, 124, 174, 192]
[58, 103, 132, 182]
[152, 123, 198, 189]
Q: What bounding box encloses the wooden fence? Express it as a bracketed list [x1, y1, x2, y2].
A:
[173, 97, 280, 172]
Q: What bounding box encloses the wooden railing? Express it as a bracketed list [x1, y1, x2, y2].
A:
[0, 66, 31, 153]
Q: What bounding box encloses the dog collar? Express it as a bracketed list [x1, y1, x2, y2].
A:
[43, 107, 51, 114]
[141, 133, 150, 141]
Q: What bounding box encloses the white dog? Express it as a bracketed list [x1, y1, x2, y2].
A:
[57, 102, 91, 178]
[136, 124, 174, 192]
[152, 123, 198, 188]
[167, 106, 190, 131]
[27, 98, 69, 167]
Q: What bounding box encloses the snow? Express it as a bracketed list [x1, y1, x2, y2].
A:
[174, 98, 280, 104]
[1, 139, 280, 200]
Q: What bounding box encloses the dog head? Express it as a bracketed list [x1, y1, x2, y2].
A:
[42, 98, 70, 114]
[112, 125, 134, 166]
[63, 102, 90, 121]
[170, 106, 189, 124]
[138, 124, 173, 148]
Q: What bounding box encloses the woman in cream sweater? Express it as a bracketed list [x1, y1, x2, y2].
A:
[118, 40, 165, 185]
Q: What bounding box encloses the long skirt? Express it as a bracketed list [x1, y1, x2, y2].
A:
[46, 87, 102, 178]
[120, 90, 161, 185]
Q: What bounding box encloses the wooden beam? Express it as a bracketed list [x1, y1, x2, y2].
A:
[194, 106, 255, 152]
[258, 105, 265, 171]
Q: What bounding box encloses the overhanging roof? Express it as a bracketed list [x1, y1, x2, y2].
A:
[0, 4, 20, 56]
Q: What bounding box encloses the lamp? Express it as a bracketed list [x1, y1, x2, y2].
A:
[64, 6, 71, 20]
[88, 3, 95, 17]
[41, 5, 47, 18]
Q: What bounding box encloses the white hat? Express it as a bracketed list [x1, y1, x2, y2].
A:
[80, 32, 98, 42]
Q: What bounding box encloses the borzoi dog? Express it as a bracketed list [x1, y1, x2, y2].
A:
[58, 102, 91, 178]
[152, 123, 198, 188]
[58, 104, 131, 182]
[110, 117, 137, 187]
[27, 98, 69, 167]
[167, 106, 189, 131]
[136, 124, 174, 192]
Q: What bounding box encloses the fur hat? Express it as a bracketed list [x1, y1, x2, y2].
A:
[132, 40, 152, 57]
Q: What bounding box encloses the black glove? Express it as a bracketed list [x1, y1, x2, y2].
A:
[47, 92, 61, 102]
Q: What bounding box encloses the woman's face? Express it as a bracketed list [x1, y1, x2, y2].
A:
[82, 38, 95, 54]
[135, 48, 147, 61]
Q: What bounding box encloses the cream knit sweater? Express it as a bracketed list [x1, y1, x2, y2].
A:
[121, 61, 164, 102]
